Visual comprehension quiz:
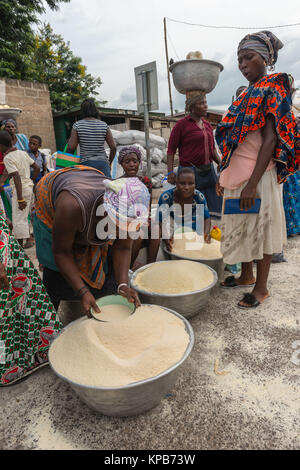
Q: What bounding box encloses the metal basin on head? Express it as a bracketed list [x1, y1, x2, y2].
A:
[170, 59, 224, 95]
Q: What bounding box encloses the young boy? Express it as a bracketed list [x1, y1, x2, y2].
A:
[28, 135, 47, 183]
[0, 131, 40, 248]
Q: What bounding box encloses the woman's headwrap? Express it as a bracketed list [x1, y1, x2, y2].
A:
[238, 30, 283, 68]
[118, 145, 142, 165]
[103, 177, 150, 232]
[4, 118, 17, 128]
[185, 90, 206, 113]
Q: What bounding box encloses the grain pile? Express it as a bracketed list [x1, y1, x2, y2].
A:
[49, 305, 190, 387]
[134, 260, 214, 294]
[172, 232, 222, 260]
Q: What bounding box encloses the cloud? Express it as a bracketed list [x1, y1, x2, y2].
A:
[41, 0, 300, 113]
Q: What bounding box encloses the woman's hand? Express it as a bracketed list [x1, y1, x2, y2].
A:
[165, 238, 174, 252]
[0, 262, 9, 290]
[216, 181, 224, 197]
[18, 201, 27, 211]
[240, 183, 257, 211]
[119, 285, 141, 308]
[167, 172, 176, 185]
[204, 232, 211, 244]
[80, 291, 101, 318]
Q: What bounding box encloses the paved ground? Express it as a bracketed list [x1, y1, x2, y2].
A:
[0, 236, 299, 450]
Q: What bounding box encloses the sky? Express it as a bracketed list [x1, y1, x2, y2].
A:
[41, 0, 300, 114]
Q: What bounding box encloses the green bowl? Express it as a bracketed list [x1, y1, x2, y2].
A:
[94, 295, 135, 314]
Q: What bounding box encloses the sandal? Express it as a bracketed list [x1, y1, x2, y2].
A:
[24, 240, 35, 249]
[220, 275, 255, 289]
[237, 293, 262, 309]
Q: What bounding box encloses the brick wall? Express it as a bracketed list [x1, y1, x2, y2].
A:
[1, 79, 56, 152]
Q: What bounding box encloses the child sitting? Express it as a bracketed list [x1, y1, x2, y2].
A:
[0, 131, 40, 248]
[156, 167, 212, 254]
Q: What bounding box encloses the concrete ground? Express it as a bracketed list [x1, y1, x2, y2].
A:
[0, 236, 299, 450]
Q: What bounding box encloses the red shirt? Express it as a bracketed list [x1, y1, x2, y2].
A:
[0, 152, 4, 176]
[167, 115, 215, 166]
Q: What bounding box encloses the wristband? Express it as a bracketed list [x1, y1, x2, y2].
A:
[17, 199, 25, 203]
[117, 283, 128, 294]
[76, 286, 89, 298]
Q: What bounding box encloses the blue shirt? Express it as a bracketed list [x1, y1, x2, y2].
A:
[28, 150, 45, 182]
[156, 188, 210, 234]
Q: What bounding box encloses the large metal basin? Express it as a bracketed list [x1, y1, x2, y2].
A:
[131, 261, 218, 319]
[49, 306, 194, 417]
[163, 246, 225, 280]
[170, 59, 223, 94]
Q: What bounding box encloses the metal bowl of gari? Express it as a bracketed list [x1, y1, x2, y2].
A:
[48, 306, 194, 417]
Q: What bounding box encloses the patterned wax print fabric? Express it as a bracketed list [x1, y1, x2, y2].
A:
[215, 73, 300, 183]
[0, 214, 62, 386]
[283, 171, 300, 236]
[103, 177, 150, 229]
[15, 134, 29, 152]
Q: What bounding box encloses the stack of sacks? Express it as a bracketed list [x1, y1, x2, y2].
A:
[108, 129, 168, 186]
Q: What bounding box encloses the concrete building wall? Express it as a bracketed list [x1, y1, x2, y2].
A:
[1, 79, 56, 151]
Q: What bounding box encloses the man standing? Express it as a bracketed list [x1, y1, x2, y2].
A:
[167, 92, 222, 218]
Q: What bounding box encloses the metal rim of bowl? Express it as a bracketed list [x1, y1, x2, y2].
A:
[169, 59, 224, 73]
[48, 305, 195, 391]
[163, 245, 223, 264]
[130, 260, 218, 298]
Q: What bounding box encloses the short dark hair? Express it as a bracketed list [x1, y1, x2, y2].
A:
[80, 98, 99, 119]
[177, 167, 195, 180]
[0, 131, 12, 148]
[29, 135, 42, 145]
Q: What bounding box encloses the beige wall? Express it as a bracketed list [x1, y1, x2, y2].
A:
[2, 79, 56, 152]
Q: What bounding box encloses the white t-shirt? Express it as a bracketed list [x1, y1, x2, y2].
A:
[4, 150, 34, 190]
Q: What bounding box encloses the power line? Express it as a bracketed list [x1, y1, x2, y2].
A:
[167, 31, 180, 60]
[165, 16, 300, 30]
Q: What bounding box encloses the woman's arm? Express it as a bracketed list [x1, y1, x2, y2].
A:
[66, 129, 79, 154]
[105, 128, 117, 166]
[0, 262, 9, 289]
[52, 191, 100, 315]
[11, 172, 27, 211]
[112, 238, 141, 307]
[240, 114, 277, 210]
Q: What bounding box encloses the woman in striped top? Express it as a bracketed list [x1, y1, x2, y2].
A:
[66, 98, 116, 177]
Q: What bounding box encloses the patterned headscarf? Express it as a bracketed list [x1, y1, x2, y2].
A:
[118, 145, 142, 165]
[103, 177, 150, 230]
[238, 30, 283, 68]
[185, 90, 206, 113]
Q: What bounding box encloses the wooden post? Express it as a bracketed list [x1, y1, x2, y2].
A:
[164, 17, 174, 117]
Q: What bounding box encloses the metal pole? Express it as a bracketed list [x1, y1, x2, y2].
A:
[164, 17, 174, 117]
[141, 71, 151, 180]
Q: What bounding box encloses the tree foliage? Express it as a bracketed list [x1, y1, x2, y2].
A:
[0, 0, 70, 79]
[33, 24, 105, 112]
[0, 2, 105, 112]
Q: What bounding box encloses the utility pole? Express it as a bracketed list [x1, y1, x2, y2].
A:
[163, 17, 174, 117]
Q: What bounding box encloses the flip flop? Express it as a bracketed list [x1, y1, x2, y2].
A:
[220, 275, 255, 289]
[237, 292, 267, 309]
[24, 240, 35, 249]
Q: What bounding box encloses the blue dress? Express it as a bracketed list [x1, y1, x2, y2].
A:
[283, 172, 300, 236]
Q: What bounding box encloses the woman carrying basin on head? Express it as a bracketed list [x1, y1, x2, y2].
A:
[215, 31, 299, 308]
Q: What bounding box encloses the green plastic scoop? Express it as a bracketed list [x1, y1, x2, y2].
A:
[90, 295, 136, 323]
